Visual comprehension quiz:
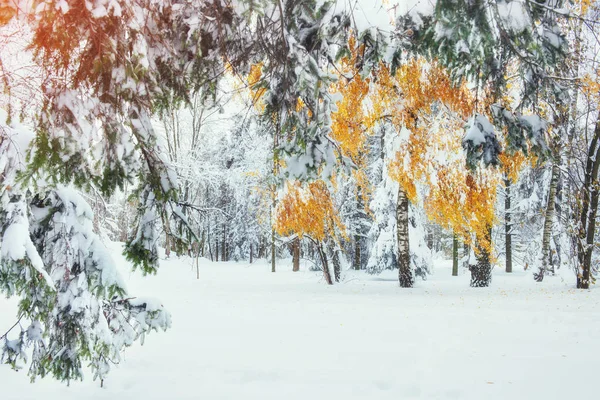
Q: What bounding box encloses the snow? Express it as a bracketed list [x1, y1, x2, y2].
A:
[1, 243, 598, 399]
[464, 114, 491, 146]
[497, 0, 531, 34]
[0, 201, 54, 289]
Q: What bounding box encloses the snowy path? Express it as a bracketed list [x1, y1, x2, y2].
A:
[1, 248, 599, 399]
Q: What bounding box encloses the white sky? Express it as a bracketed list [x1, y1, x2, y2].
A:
[334, 0, 435, 33]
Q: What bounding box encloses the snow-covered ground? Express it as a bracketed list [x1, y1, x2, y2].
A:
[1, 244, 599, 399]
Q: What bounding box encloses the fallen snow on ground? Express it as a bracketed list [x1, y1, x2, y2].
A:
[1, 243, 599, 399]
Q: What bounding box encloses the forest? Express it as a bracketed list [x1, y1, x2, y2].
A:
[1, 0, 600, 398]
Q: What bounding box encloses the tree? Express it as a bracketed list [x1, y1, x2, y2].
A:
[402, 0, 567, 286]
[1, 117, 171, 383]
[498, 151, 527, 273]
[370, 59, 472, 286]
[274, 180, 346, 284]
[330, 36, 373, 272]
[0, 0, 359, 382]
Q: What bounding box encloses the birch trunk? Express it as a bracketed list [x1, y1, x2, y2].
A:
[329, 241, 341, 283]
[397, 186, 413, 287]
[452, 233, 458, 277]
[535, 162, 560, 281]
[292, 237, 300, 272]
[504, 176, 513, 273]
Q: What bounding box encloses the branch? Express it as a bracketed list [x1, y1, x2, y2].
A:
[0, 314, 24, 340]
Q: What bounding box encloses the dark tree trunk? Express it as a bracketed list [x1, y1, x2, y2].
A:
[504, 176, 513, 273]
[452, 233, 459, 277]
[258, 237, 264, 259]
[317, 242, 333, 285]
[577, 112, 600, 289]
[427, 227, 434, 250]
[200, 230, 205, 258]
[353, 235, 361, 270]
[221, 225, 226, 262]
[250, 243, 253, 264]
[271, 229, 276, 273]
[207, 226, 213, 261]
[292, 237, 300, 272]
[397, 186, 413, 287]
[215, 240, 219, 262]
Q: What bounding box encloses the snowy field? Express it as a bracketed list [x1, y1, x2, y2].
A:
[1, 243, 599, 400]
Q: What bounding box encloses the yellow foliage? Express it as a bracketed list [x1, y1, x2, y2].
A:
[499, 151, 526, 184]
[581, 73, 600, 106]
[274, 181, 346, 242]
[372, 59, 473, 202]
[426, 165, 499, 255]
[247, 62, 266, 111]
[329, 35, 374, 211]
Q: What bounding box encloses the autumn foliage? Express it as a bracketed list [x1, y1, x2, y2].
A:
[274, 180, 345, 242]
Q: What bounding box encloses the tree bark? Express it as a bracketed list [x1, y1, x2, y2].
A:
[317, 242, 333, 285]
[452, 233, 459, 277]
[427, 227, 434, 250]
[535, 162, 560, 281]
[199, 229, 205, 258]
[271, 228, 276, 273]
[221, 224, 226, 262]
[504, 175, 512, 273]
[397, 186, 413, 287]
[577, 111, 600, 289]
[292, 237, 300, 272]
[250, 243, 253, 264]
[353, 234, 361, 270]
[329, 241, 341, 283]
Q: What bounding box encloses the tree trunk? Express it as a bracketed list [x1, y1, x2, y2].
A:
[397, 186, 413, 287]
[317, 242, 333, 285]
[207, 228, 213, 261]
[328, 240, 341, 283]
[271, 228, 276, 273]
[353, 235, 361, 270]
[504, 175, 512, 273]
[292, 237, 300, 272]
[452, 233, 458, 277]
[463, 242, 470, 269]
[470, 228, 492, 287]
[200, 230, 205, 258]
[250, 243, 253, 264]
[215, 240, 219, 262]
[577, 111, 600, 289]
[427, 227, 434, 250]
[165, 235, 171, 258]
[221, 225, 226, 262]
[535, 162, 560, 281]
